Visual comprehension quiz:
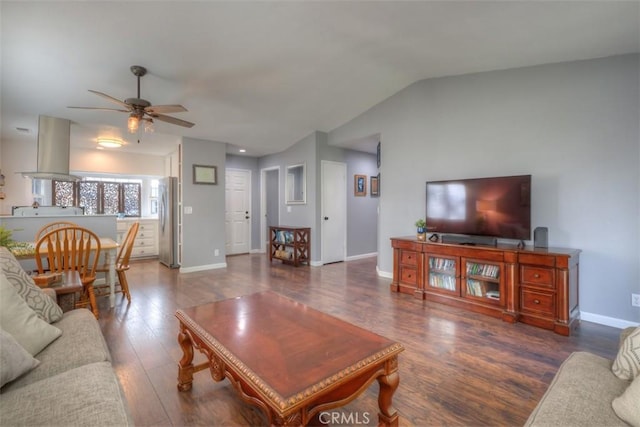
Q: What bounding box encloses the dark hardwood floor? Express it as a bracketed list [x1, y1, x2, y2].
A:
[96, 254, 621, 426]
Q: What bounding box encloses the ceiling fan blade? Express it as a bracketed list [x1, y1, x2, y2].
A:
[150, 113, 195, 128]
[67, 106, 130, 112]
[145, 104, 187, 114]
[88, 90, 131, 109]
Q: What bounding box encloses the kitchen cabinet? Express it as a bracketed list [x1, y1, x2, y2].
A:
[117, 219, 158, 259]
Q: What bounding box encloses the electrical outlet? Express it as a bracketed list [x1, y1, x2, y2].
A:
[214, 249, 219, 256]
[632, 293, 640, 307]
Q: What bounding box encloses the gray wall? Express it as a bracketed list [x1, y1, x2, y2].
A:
[226, 154, 261, 250]
[328, 54, 640, 324]
[253, 132, 381, 262]
[345, 150, 378, 257]
[265, 169, 279, 240]
[181, 137, 227, 269]
[259, 132, 319, 262]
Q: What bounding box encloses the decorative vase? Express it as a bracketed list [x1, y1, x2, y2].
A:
[416, 227, 426, 241]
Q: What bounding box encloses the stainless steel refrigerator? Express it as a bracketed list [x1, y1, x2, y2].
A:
[159, 177, 180, 268]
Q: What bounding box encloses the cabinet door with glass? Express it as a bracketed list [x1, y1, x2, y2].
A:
[426, 255, 458, 295]
[461, 259, 505, 306]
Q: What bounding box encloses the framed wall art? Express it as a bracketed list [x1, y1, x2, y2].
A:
[193, 164, 217, 185]
[354, 174, 366, 197]
[371, 174, 379, 197]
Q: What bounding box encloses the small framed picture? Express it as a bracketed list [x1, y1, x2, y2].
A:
[370, 175, 379, 197]
[193, 164, 217, 185]
[376, 141, 381, 168]
[354, 174, 366, 197]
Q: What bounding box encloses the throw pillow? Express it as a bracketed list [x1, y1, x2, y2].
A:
[0, 247, 63, 323]
[0, 328, 40, 388]
[0, 272, 61, 356]
[612, 375, 640, 427]
[612, 327, 640, 380]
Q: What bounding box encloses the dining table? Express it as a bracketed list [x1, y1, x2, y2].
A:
[10, 237, 120, 308]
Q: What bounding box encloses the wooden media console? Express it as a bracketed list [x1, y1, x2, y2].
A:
[390, 237, 581, 336]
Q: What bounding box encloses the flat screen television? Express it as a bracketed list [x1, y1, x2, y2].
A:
[425, 175, 531, 241]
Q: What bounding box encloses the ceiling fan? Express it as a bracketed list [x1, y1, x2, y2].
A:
[68, 65, 195, 133]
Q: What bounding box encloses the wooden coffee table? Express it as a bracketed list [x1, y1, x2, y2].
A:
[176, 291, 404, 426]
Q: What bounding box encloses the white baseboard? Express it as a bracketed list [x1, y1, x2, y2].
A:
[179, 262, 227, 273]
[373, 270, 638, 329]
[346, 252, 377, 262]
[377, 268, 393, 279]
[580, 311, 639, 329]
[250, 249, 264, 254]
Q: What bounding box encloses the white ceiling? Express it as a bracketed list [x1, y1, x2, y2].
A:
[1, 1, 638, 157]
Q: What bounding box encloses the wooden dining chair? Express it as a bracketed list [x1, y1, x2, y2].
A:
[34, 221, 78, 241]
[95, 222, 139, 302]
[35, 226, 101, 318]
[34, 221, 79, 272]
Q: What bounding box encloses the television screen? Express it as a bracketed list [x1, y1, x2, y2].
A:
[426, 175, 531, 240]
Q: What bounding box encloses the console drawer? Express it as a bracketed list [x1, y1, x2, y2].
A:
[520, 265, 554, 288]
[521, 288, 554, 316]
[400, 267, 418, 285]
[400, 250, 418, 266]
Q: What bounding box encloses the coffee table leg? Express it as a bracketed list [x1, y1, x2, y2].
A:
[177, 325, 195, 391]
[377, 357, 400, 427]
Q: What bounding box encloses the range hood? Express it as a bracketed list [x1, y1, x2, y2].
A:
[21, 115, 80, 182]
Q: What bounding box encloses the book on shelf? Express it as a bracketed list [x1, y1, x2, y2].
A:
[429, 273, 456, 291]
[466, 279, 484, 297]
[429, 257, 455, 272]
[466, 262, 500, 279]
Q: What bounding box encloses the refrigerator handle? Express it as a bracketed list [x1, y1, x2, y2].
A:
[160, 190, 166, 233]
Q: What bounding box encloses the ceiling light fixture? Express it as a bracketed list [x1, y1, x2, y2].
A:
[239, 149, 246, 153]
[127, 114, 140, 133]
[144, 118, 154, 133]
[97, 138, 124, 148]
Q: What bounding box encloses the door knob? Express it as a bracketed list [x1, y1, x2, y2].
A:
[324, 216, 329, 220]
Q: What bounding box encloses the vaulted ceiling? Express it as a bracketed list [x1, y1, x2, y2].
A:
[1, 1, 638, 157]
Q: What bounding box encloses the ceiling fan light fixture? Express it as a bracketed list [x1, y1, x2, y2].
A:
[97, 138, 124, 148]
[144, 118, 154, 133]
[128, 114, 140, 133]
[68, 65, 195, 132]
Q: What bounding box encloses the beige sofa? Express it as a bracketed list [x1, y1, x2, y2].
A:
[0, 246, 132, 426]
[526, 327, 639, 427]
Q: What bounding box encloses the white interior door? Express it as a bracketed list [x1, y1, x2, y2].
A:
[225, 169, 251, 255]
[321, 161, 347, 264]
